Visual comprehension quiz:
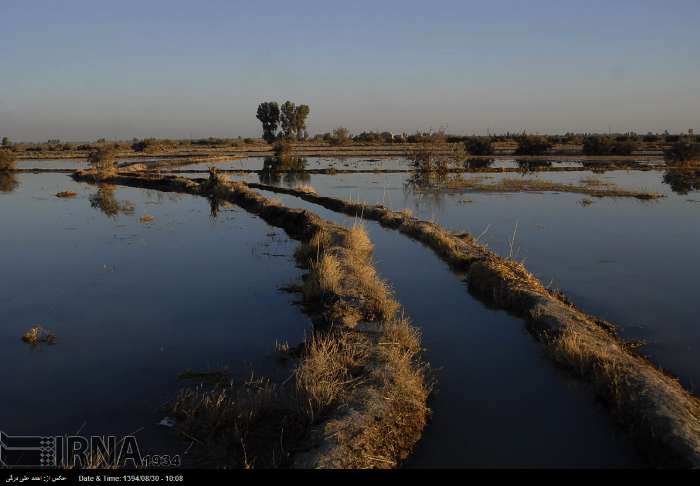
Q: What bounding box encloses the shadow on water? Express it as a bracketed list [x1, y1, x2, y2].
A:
[0, 172, 19, 193]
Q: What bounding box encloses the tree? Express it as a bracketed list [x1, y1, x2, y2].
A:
[280, 101, 296, 139]
[514, 134, 552, 156]
[256, 102, 280, 143]
[293, 104, 310, 139]
[464, 136, 494, 156]
[1, 137, 10, 147]
[330, 127, 351, 146]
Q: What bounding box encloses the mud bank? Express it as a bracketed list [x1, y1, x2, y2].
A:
[237, 180, 700, 468]
[72, 170, 428, 469]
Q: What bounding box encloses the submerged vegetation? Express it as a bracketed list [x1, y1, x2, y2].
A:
[408, 174, 663, 200]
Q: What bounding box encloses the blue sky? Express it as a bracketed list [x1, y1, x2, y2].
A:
[0, 0, 698, 141]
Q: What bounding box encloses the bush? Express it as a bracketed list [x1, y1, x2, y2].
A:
[583, 135, 636, 155]
[464, 137, 494, 156]
[329, 127, 351, 146]
[87, 147, 117, 174]
[132, 138, 168, 152]
[0, 150, 16, 171]
[409, 131, 465, 173]
[664, 139, 700, 164]
[514, 134, 552, 156]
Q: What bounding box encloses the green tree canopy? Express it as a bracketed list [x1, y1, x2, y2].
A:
[256, 102, 281, 143]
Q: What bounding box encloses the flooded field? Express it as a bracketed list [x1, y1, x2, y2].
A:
[4, 160, 698, 467]
[0, 174, 309, 456]
[252, 187, 640, 467]
[224, 165, 700, 393]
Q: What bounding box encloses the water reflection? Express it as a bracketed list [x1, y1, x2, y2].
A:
[0, 172, 19, 193]
[259, 157, 310, 189]
[89, 184, 135, 217]
[662, 169, 700, 195]
[516, 159, 552, 171]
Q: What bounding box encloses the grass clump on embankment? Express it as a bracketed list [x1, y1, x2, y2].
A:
[72, 168, 429, 469]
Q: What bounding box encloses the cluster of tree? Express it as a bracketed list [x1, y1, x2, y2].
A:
[582, 135, 637, 156]
[513, 134, 553, 156]
[464, 136, 494, 156]
[664, 137, 700, 164]
[256, 101, 310, 143]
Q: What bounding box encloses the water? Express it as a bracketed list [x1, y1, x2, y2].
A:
[0, 173, 309, 456]
[253, 188, 641, 467]
[243, 167, 700, 392]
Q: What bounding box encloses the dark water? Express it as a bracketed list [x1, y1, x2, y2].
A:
[246, 168, 700, 393]
[254, 188, 641, 467]
[0, 174, 309, 456]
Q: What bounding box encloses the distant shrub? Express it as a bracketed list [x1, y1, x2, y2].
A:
[87, 147, 117, 175]
[409, 131, 465, 173]
[514, 134, 552, 156]
[0, 150, 16, 171]
[330, 127, 351, 146]
[665, 134, 681, 143]
[664, 138, 700, 164]
[132, 138, 168, 152]
[244, 138, 255, 144]
[464, 137, 494, 156]
[77, 144, 95, 151]
[582, 136, 636, 155]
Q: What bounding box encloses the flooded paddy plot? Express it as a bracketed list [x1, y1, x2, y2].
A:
[0, 173, 309, 456]
[250, 187, 641, 467]
[244, 166, 700, 392]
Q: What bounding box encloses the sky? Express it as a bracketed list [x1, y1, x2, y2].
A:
[0, 0, 698, 142]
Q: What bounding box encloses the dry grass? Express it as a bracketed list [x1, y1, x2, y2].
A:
[345, 222, 373, 258]
[21, 325, 56, 346]
[139, 214, 155, 223]
[55, 191, 78, 198]
[220, 177, 700, 467]
[295, 184, 316, 194]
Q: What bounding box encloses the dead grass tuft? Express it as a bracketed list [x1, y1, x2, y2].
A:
[21, 325, 56, 346]
[55, 191, 78, 198]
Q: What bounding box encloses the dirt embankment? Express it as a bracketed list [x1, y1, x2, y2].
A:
[239, 180, 700, 468]
[72, 169, 429, 469]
